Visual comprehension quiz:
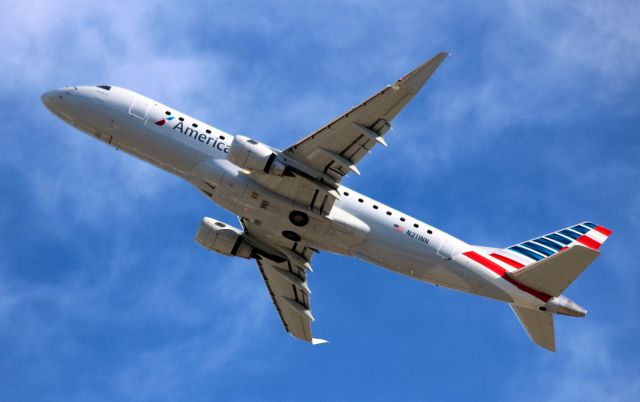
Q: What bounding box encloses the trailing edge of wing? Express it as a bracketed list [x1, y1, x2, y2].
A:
[257, 256, 315, 342]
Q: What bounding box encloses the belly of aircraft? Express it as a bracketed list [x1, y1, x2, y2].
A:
[353, 238, 512, 302]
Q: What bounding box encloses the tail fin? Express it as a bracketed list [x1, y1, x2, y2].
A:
[488, 221, 612, 270]
[510, 244, 600, 297]
[511, 305, 555, 351]
[502, 222, 611, 352]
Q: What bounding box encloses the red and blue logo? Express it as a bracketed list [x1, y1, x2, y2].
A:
[155, 116, 175, 126]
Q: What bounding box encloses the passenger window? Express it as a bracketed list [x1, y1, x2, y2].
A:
[386, 211, 392, 216]
[165, 111, 171, 115]
[400, 217, 405, 222]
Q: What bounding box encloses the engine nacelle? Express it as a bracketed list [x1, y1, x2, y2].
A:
[195, 217, 254, 259]
[227, 135, 286, 176]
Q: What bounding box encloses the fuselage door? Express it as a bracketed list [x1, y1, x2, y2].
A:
[437, 237, 458, 260]
[129, 96, 150, 121]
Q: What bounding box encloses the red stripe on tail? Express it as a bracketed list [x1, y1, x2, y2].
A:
[594, 226, 612, 237]
[464, 251, 551, 302]
[490, 253, 525, 269]
[577, 235, 601, 250]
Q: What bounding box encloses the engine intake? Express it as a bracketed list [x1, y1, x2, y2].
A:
[195, 217, 254, 259]
[227, 135, 286, 176]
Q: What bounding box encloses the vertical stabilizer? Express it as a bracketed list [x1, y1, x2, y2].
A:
[509, 245, 600, 297]
[489, 222, 612, 270]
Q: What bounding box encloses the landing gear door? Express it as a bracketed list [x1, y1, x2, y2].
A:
[129, 96, 150, 122]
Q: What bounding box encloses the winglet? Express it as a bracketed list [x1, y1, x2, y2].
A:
[395, 51, 449, 93]
[312, 338, 329, 345]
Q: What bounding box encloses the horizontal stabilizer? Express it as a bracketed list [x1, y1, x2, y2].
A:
[509, 244, 600, 297]
[511, 305, 555, 351]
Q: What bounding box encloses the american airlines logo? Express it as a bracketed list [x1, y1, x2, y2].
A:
[154, 116, 174, 126]
[169, 121, 229, 153]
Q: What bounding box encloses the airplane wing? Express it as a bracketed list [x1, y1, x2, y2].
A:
[283, 52, 448, 185]
[240, 218, 327, 344]
[242, 52, 447, 217]
[230, 54, 448, 341]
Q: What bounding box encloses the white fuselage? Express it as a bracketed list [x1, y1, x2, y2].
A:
[42, 85, 565, 311]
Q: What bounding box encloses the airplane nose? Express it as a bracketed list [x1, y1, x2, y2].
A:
[41, 88, 81, 122]
[41, 89, 63, 112]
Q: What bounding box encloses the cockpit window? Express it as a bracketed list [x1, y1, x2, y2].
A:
[96, 85, 111, 91]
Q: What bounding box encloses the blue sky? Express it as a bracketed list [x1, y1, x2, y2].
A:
[1, 0, 639, 401]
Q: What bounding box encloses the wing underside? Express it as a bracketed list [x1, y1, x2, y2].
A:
[241, 218, 326, 344]
[284, 52, 448, 186]
[257, 256, 317, 342]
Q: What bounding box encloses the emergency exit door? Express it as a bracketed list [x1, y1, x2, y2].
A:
[129, 96, 150, 120]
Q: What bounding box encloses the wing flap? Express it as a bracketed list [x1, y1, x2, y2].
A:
[257, 256, 315, 342]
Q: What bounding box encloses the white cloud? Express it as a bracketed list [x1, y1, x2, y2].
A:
[510, 322, 640, 402]
[0, 0, 235, 230]
[111, 262, 270, 400]
[0, 238, 271, 400]
[363, 0, 640, 180]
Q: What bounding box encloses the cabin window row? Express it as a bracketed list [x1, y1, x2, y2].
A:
[164, 110, 225, 140]
[342, 191, 433, 234]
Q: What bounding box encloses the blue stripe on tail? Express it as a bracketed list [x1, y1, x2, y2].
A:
[534, 237, 563, 250]
[522, 241, 554, 256]
[547, 233, 572, 245]
[509, 246, 544, 261]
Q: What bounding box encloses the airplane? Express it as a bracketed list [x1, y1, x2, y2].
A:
[41, 52, 611, 351]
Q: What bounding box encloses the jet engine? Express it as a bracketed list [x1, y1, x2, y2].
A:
[227, 135, 286, 176]
[195, 217, 254, 259]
